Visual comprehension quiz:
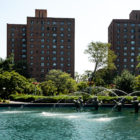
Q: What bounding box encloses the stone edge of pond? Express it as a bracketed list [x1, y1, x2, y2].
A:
[0, 103, 133, 108]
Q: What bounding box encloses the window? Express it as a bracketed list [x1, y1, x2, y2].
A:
[22, 27, 26, 31]
[123, 28, 127, 32]
[30, 38, 34, 42]
[67, 52, 71, 55]
[131, 46, 135, 50]
[117, 58, 120, 62]
[53, 51, 56, 54]
[116, 46, 120, 50]
[30, 44, 33, 48]
[68, 34, 71, 37]
[47, 33, 49, 36]
[131, 29, 135, 33]
[41, 50, 44, 54]
[41, 45, 44, 48]
[22, 49, 26, 53]
[30, 63, 33, 66]
[60, 51, 64, 55]
[41, 21, 45, 24]
[47, 27, 50, 31]
[41, 69, 44, 72]
[11, 38, 14, 42]
[60, 22, 64, 25]
[41, 26, 44, 31]
[41, 57, 44, 60]
[60, 63, 64, 67]
[12, 44, 14, 47]
[124, 52, 127, 56]
[131, 41, 135, 45]
[47, 21, 50, 24]
[124, 47, 127, 50]
[60, 27, 64, 31]
[47, 39, 49, 43]
[22, 38, 26, 42]
[60, 45, 64, 49]
[30, 56, 33, 60]
[124, 24, 127, 27]
[52, 27, 57, 31]
[11, 49, 14, 53]
[41, 33, 44, 37]
[124, 40, 127, 44]
[123, 35, 127, 38]
[47, 63, 49, 66]
[31, 20, 34, 24]
[67, 63, 71, 67]
[131, 35, 135, 39]
[124, 65, 127, 68]
[53, 63, 57, 66]
[22, 55, 26, 58]
[68, 39, 71, 42]
[52, 57, 56, 61]
[117, 23, 120, 26]
[30, 50, 33, 54]
[53, 45, 56, 49]
[22, 33, 26, 36]
[47, 45, 50, 49]
[30, 33, 33, 36]
[22, 44, 26, 48]
[52, 21, 56, 25]
[68, 22, 71, 25]
[131, 52, 135, 56]
[11, 33, 14, 36]
[68, 28, 71, 31]
[41, 63, 44, 67]
[67, 57, 71, 61]
[53, 39, 57, 43]
[131, 64, 134, 68]
[47, 51, 49, 55]
[60, 40, 64, 43]
[131, 58, 134, 62]
[60, 57, 64, 61]
[68, 46, 71, 49]
[41, 39, 44, 43]
[131, 24, 135, 27]
[124, 58, 127, 62]
[52, 33, 57, 37]
[60, 33, 64, 37]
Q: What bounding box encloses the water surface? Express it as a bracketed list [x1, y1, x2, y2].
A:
[0, 107, 140, 140]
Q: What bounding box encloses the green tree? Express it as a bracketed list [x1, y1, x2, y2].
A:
[13, 60, 29, 78]
[77, 81, 88, 91]
[137, 55, 140, 73]
[0, 54, 14, 73]
[134, 75, 140, 91]
[45, 70, 77, 94]
[0, 71, 41, 99]
[113, 70, 135, 94]
[40, 80, 57, 96]
[84, 42, 116, 80]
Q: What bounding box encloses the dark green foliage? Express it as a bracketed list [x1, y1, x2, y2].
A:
[0, 71, 41, 99]
[45, 70, 77, 94]
[114, 70, 136, 94]
[0, 54, 14, 73]
[77, 81, 88, 91]
[13, 60, 29, 78]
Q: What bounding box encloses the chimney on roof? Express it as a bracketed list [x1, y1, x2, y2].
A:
[35, 9, 47, 18]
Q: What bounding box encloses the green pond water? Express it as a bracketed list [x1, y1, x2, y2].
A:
[0, 107, 140, 140]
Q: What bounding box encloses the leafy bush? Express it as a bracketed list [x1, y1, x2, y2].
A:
[113, 70, 135, 94]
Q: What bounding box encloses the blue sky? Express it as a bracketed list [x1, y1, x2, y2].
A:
[0, 0, 140, 74]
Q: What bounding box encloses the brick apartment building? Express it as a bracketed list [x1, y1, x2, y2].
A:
[7, 9, 75, 81]
[108, 10, 140, 75]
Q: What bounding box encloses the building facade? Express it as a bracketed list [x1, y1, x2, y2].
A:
[108, 10, 140, 75]
[7, 9, 75, 81]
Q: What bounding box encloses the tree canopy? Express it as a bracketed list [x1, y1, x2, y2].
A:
[84, 42, 116, 80]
